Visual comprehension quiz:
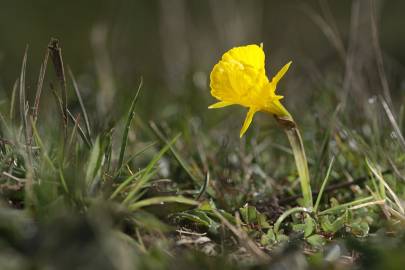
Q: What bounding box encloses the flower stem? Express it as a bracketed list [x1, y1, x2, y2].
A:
[276, 115, 313, 208]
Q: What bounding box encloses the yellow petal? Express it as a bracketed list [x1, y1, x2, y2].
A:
[210, 60, 268, 107]
[208, 101, 234, 109]
[270, 61, 292, 89]
[222, 44, 265, 70]
[267, 99, 290, 117]
[240, 107, 257, 138]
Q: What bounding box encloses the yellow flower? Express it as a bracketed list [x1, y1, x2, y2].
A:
[209, 44, 292, 137]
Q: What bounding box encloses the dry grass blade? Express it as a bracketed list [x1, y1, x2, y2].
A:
[50, 84, 65, 123]
[300, 3, 346, 62]
[19, 45, 32, 166]
[349, 199, 385, 210]
[67, 110, 92, 149]
[48, 38, 68, 132]
[342, 0, 361, 108]
[367, 158, 404, 215]
[68, 67, 92, 140]
[380, 98, 405, 151]
[33, 47, 50, 122]
[370, 0, 393, 108]
[212, 209, 269, 262]
[387, 208, 405, 223]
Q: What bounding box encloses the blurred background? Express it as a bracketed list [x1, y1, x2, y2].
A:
[0, 0, 404, 129]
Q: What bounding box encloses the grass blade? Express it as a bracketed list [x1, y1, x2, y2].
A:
[123, 134, 179, 204]
[85, 136, 103, 188]
[195, 172, 210, 200]
[109, 169, 146, 200]
[30, 118, 56, 171]
[67, 110, 92, 149]
[381, 97, 405, 151]
[19, 45, 32, 167]
[319, 196, 374, 215]
[314, 156, 335, 212]
[68, 67, 92, 141]
[149, 122, 214, 197]
[33, 48, 50, 122]
[48, 38, 68, 133]
[9, 79, 18, 121]
[367, 158, 404, 214]
[114, 141, 157, 177]
[128, 196, 198, 211]
[117, 78, 143, 173]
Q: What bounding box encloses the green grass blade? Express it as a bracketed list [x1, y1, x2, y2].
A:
[9, 79, 18, 121]
[117, 78, 143, 173]
[123, 134, 179, 204]
[196, 172, 210, 200]
[128, 196, 198, 211]
[19, 45, 33, 168]
[314, 156, 335, 213]
[149, 122, 215, 197]
[30, 118, 56, 171]
[109, 169, 146, 200]
[114, 141, 157, 177]
[318, 196, 374, 215]
[85, 137, 103, 188]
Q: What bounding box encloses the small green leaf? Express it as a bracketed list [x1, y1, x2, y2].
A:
[261, 228, 276, 246]
[350, 219, 370, 237]
[320, 214, 345, 233]
[199, 200, 215, 211]
[292, 223, 306, 233]
[304, 216, 315, 237]
[306, 234, 326, 248]
[239, 204, 257, 224]
[276, 232, 289, 243]
[239, 204, 270, 228]
[257, 213, 271, 229]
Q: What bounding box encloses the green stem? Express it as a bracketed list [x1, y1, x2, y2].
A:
[276, 116, 313, 208]
[273, 206, 312, 234]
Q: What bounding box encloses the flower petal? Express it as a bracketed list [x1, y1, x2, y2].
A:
[222, 44, 265, 70]
[240, 107, 257, 138]
[208, 101, 234, 109]
[210, 60, 268, 107]
[270, 61, 292, 89]
[267, 99, 290, 117]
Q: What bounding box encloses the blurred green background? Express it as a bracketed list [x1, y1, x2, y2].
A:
[0, 0, 404, 122]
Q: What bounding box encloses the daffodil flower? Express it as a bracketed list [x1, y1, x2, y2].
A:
[209, 44, 292, 137]
[208, 44, 313, 208]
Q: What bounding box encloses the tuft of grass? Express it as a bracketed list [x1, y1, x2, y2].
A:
[1, 31, 405, 270]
